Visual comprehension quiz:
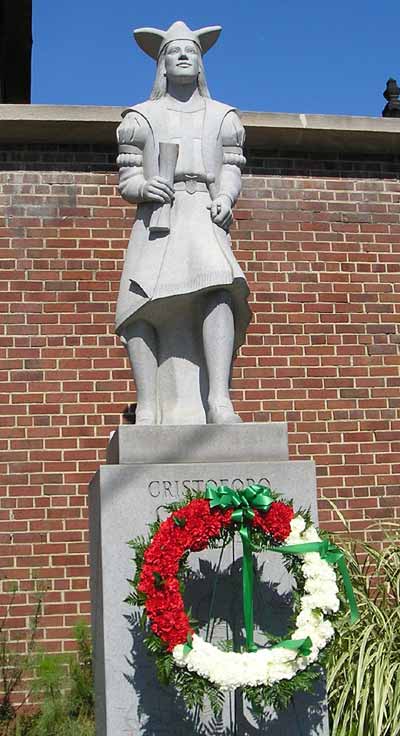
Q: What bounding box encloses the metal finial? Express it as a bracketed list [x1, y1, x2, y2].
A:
[382, 78, 400, 117]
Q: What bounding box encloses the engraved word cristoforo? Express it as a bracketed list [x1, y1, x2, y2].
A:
[147, 476, 271, 498]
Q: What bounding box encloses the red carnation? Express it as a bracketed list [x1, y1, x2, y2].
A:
[253, 501, 294, 542]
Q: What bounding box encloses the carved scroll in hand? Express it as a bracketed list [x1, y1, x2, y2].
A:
[149, 142, 179, 234]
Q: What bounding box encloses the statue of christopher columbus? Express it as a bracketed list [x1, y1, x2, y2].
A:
[116, 21, 251, 425]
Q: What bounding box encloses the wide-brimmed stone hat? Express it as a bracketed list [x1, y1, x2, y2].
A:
[134, 20, 222, 59]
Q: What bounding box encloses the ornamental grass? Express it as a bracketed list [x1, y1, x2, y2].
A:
[0, 620, 94, 736]
[327, 517, 400, 736]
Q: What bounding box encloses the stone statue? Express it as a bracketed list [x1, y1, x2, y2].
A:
[116, 20, 251, 425]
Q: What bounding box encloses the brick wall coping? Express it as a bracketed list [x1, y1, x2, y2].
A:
[0, 104, 400, 153]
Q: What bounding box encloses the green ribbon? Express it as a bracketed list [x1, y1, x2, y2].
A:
[182, 632, 193, 656]
[205, 483, 274, 652]
[272, 636, 313, 657]
[204, 485, 359, 657]
[205, 483, 274, 521]
[268, 539, 359, 624]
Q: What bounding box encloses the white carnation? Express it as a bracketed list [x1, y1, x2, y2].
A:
[302, 526, 321, 543]
[290, 516, 306, 534]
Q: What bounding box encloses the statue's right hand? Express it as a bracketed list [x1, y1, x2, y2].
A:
[142, 176, 175, 204]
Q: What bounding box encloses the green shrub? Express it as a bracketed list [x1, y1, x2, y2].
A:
[0, 608, 95, 736]
[67, 621, 94, 721]
[28, 622, 95, 736]
[0, 581, 44, 732]
[327, 521, 400, 736]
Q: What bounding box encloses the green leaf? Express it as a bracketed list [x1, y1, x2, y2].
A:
[173, 514, 187, 528]
[153, 572, 164, 590]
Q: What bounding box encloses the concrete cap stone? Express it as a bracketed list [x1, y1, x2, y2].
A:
[1, 104, 400, 153]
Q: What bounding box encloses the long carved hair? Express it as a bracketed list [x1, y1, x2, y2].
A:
[150, 45, 211, 100]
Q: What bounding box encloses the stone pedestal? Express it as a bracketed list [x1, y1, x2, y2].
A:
[89, 423, 329, 735]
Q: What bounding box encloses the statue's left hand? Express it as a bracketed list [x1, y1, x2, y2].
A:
[209, 195, 233, 230]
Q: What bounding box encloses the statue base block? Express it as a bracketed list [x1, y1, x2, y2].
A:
[89, 423, 330, 735]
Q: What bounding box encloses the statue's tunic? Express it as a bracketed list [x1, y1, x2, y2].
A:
[115, 96, 251, 351]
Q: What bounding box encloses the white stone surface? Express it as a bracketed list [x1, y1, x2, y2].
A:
[106, 423, 289, 464]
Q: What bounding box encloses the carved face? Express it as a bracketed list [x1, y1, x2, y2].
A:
[164, 41, 201, 85]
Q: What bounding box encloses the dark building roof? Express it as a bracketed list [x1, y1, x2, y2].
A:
[0, 0, 32, 103]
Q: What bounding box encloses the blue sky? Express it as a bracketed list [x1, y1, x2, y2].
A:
[32, 0, 400, 117]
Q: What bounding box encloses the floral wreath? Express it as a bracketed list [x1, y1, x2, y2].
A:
[128, 484, 358, 714]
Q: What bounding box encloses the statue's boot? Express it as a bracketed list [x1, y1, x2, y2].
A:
[135, 406, 157, 425]
[207, 401, 242, 425]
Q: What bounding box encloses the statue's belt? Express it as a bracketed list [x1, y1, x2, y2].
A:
[174, 180, 209, 195]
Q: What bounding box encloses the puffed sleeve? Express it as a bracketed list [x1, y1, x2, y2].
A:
[216, 111, 246, 206]
[116, 111, 150, 204]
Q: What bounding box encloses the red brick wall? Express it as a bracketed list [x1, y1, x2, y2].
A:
[0, 142, 399, 654]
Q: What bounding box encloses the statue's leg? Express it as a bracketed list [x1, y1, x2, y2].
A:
[202, 289, 242, 424]
[122, 319, 158, 425]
